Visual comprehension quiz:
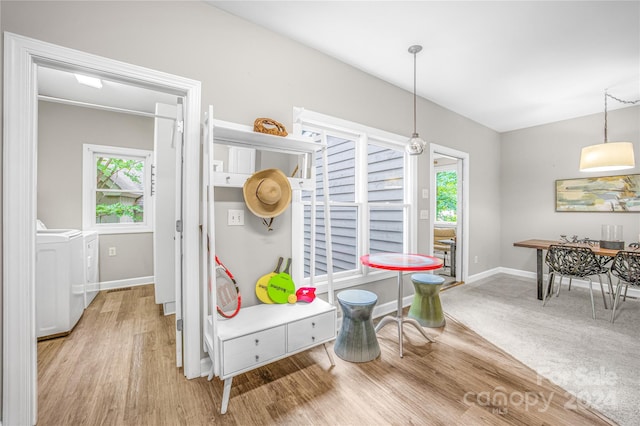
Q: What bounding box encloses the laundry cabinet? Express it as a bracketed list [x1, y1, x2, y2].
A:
[202, 109, 336, 414]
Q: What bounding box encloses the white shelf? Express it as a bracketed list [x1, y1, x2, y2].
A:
[213, 171, 314, 190]
[212, 119, 322, 154]
[204, 110, 335, 414]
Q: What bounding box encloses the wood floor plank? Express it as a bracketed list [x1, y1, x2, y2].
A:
[37, 284, 614, 425]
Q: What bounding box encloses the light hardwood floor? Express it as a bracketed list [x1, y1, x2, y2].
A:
[37, 284, 614, 425]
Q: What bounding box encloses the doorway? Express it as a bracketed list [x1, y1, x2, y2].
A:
[3, 33, 202, 425]
[37, 66, 180, 307]
[429, 143, 469, 285]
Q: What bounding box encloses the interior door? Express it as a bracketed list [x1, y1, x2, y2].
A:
[153, 103, 178, 314]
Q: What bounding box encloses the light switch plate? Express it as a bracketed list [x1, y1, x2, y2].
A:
[420, 210, 429, 220]
[228, 209, 244, 226]
[422, 189, 429, 199]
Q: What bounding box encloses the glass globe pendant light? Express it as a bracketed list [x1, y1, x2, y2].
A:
[406, 44, 426, 155]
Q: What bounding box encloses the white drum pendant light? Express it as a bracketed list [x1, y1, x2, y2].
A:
[406, 45, 426, 155]
[580, 91, 638, 172]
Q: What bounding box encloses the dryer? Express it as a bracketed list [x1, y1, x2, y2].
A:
[36, 229, 85, 338]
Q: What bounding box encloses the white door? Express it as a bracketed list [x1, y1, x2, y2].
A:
[153, 103, 178, 313]
[153, 102, 184, 367]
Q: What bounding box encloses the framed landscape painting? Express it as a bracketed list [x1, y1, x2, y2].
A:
[556, 174, 640, 212]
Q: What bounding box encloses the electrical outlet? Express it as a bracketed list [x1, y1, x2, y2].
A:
[228, 209, 244, 226]
[474, 255, 478, 264]
[420, 210, 429, 220]
[422, 188, 429, 199]
[108, 247, 117, 256]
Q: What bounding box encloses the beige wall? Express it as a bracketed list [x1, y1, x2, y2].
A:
[37, 101, 154, 282]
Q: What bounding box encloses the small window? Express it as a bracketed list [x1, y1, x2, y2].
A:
[83, 144, 153, 234]
[435, 168, 457, 224]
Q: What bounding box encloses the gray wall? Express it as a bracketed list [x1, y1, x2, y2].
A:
[37, 101, 154, 281]
[1, 1, 504, 396]
[2, 0, 502, 300]
[501, 105, 640, 273]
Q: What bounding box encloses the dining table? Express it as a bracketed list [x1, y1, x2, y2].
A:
[513, 239, 621, 300]
[360, 252, 443, 357]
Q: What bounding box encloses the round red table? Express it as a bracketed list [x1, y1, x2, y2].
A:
[360, 253, 443, 357]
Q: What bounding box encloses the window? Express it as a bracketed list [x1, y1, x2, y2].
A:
[83, 144, 154, 234]
[435, 165, 458, 224]
[297, 110, 416, 287]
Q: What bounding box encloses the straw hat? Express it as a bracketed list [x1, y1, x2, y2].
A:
[243, 168, 292, 219]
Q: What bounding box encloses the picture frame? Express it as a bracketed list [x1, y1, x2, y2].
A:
[555, 174, 640, 212]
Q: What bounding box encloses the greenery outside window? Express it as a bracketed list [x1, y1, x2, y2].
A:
[435, 166, 457, 224]
[83, 144, 154, 234]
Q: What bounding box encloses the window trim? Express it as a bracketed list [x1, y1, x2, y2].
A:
[82, 143, 154, 234]
[293, 108, 418, 291]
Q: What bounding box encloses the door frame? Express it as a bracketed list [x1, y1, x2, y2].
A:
[428, 143, 469, 283]
[3, 32, 202, 425]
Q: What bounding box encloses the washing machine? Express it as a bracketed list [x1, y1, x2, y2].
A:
[83, 231, 100, 308]
[36, 229, 85, 338]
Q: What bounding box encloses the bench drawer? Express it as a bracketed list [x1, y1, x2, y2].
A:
[287, 311, 335, 353]
[222, 326, 285, 376]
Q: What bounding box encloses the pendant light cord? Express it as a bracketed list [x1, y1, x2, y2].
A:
[604, 90, 640, 143]
[413, 50, 417, 135]
[604, 91, 608, 143]
[408, 44, 422, 136]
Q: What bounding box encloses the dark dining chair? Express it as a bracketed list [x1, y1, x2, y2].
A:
[609, 250, 640, 323]
[544, 245, 610, 319]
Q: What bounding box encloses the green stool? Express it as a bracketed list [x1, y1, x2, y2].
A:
[408, 273, 446, 328]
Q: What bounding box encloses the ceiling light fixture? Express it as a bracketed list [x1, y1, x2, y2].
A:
[74, 73, 103, 89]
[406, 44, 426, 155]
[579, 90, 639, 172]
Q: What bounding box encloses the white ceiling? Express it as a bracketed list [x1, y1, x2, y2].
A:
[38, 66, 179, 114]
[209, 1, 640, 132]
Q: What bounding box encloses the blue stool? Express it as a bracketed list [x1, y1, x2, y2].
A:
[408, 273, 446, 328]
[334, 289, 380, 363]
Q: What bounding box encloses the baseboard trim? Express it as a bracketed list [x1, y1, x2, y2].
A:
[499, 267, 640, 299]
[99, 276, 155, 292]
[466, 267, 505, 283]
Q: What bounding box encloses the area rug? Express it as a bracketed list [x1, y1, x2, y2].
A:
[440, 274, 640, 426]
